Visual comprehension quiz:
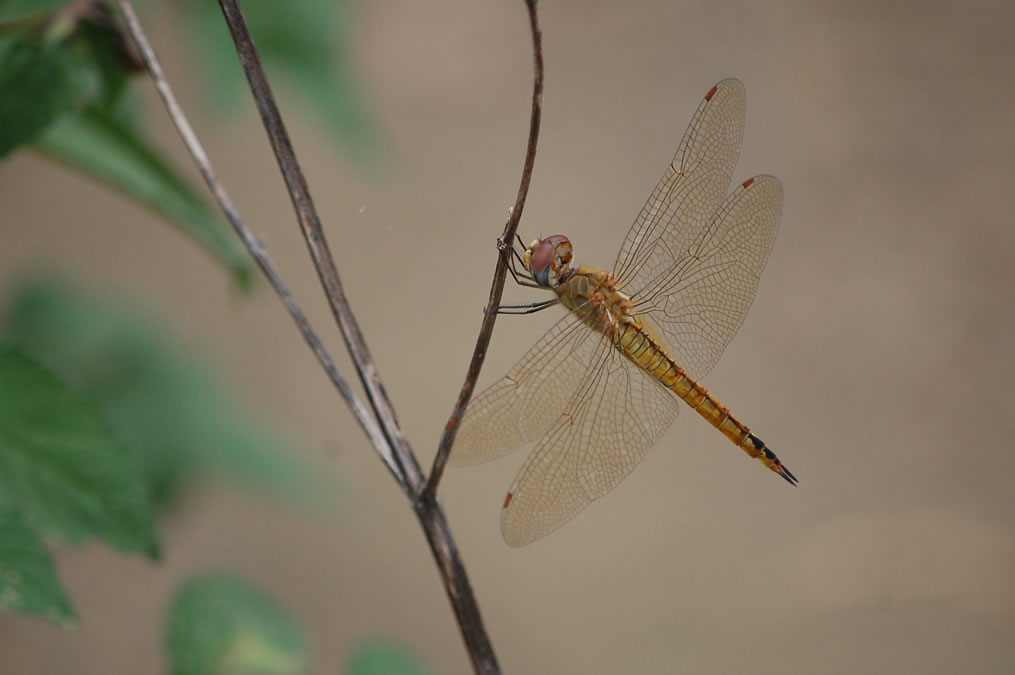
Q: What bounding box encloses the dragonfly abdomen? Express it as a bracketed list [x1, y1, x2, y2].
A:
[617, 321, 798, 485]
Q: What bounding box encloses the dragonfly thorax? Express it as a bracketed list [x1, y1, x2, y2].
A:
[556, 266, 635, 335]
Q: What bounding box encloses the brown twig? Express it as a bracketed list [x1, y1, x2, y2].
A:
[214, 2, 513, 672]
[216, 0, 422, 492]
[113, 0, 398, 479]
[423, 0, 544, 501]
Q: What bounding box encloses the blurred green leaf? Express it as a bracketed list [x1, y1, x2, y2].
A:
[281, 59, 376, 163]
[0, 4, 251, 286]
[0, 2, 138, 157]
[0, 503, 76, 626]
[1, 279, 328, 512]
[34, 104, 254, 289]
[346, 639, 433, 675]
[0, 0, 68, 23]
[0, 342, 160, 556]
[0, 36, 81, 157]
[69, 5, 140, 110]
[183, 0, 378, 160]
[165, 572, 306, 675]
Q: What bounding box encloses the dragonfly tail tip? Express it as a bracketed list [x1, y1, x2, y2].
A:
[778, 464, 799, 486]
[755, 436, 798, 486]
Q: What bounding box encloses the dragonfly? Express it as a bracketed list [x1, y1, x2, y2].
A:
[451, 78, 796, 547]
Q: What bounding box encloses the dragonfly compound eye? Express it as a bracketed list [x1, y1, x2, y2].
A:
[545, 234, 573, 267]
[529, 235, 573, 287]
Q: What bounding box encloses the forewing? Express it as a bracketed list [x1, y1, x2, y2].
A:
[632, 175, 783, 380]
[450, 312, 603, 466]
[500, 343, 681, 546]
[614, 78, 746, 289]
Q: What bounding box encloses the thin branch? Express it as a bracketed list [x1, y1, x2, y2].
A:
[423, 0, 544, 500]
[216, 0, 422, 491]
[213, 2, 504, 672]
[415, 503, 500, 674]
[113, 0, 398, 480]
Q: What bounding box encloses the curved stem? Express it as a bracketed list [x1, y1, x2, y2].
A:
[424, 0, 544, 501]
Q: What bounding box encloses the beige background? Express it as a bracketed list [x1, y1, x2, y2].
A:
[2, 0, 1014, 673]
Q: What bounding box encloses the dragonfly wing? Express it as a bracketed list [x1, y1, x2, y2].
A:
[611, 78, 781, 380]
[613, 78, 746, 291]
[633, 174, 782, 380]
[451, 312, 603, 466]
[500, 344, 681, 546]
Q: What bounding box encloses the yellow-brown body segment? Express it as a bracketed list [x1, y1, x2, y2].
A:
[555, 265, 795, 483]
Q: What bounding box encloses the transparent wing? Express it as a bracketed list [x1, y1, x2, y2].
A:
[450, 312, 604, 466]
[631, 175, 782, 380]
[613, 79, 782, 380]
[500, 343, 681, 547]
[614, 78, 746, 290]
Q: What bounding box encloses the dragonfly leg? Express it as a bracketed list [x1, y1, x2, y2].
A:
[489, 299, 559, 315]
[504, 240, 541, 289]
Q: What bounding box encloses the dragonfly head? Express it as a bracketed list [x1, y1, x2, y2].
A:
[524, 235, 574, 288]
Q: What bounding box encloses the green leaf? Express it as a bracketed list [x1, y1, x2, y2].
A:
[0, 10, 250, 286]
[165, 572, 306, 675]
[34, 105, 254, 288]
[2, 279, 329, 512]
[0, 36, 81, 157]
[346, 639, 433, 675]
[0, 503, 76, 626]
[182, 0, 378, 160]
[69, 6, 140, 110]
[0, 342, 160, 557]
[0, 0, 68, 23]
[0, 5, 138, 157]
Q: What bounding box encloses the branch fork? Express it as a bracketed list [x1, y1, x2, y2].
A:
[117, 1, 544, 673]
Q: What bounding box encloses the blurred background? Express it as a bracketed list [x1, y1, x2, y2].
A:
[2, 0, 1014, 672]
